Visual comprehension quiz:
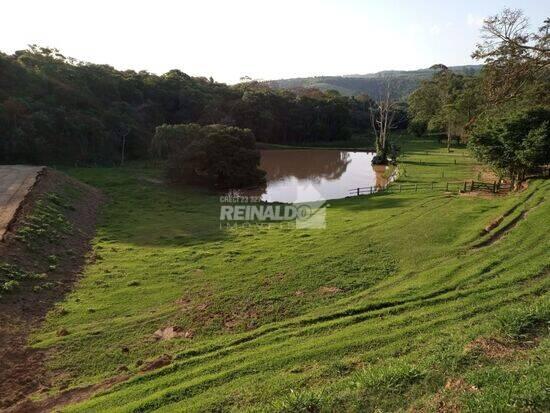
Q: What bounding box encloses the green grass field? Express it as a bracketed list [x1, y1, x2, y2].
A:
[32, 136, 549, 412]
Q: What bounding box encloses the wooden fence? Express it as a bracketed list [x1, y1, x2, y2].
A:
[470, 180, 512, 193]
[348, 180, 512, 197]
[348, 166, 549, 198]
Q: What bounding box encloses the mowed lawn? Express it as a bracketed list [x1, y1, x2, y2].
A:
[33, 136, 549, 412]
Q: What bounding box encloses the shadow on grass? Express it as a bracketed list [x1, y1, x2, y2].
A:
[68, 167, 232, 248]
[333, 193, 409, 212]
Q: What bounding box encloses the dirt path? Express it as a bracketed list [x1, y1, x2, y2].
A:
[0, 165, 44, 241]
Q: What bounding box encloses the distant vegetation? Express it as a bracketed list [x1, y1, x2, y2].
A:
[265, 65, 483, 98]
[0, 47, 381, 165]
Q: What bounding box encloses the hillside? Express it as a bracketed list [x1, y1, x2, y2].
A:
[266, 65, 483, 98]
[7, 135, 547, 412]
[0, 47, 369, 166]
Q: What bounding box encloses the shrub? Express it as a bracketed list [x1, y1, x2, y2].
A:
[408, 120, 427, 137]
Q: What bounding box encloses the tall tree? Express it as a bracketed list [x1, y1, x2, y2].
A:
[369, 76, 400, 164]
[408, 66, 481, 150]
[472, 9, 550, 106]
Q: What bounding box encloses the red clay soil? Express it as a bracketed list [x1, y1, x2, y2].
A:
[0, 169, 104, 411]
[7, 373, 130, 413]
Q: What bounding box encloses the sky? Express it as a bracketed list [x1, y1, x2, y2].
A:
[1, 0, 547, 84]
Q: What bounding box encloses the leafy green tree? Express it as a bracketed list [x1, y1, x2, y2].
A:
[408, 67, 482, 150]
[469, 107, 550, 187]
[407, 119, 427, 137]
[153, 124, 266, 188]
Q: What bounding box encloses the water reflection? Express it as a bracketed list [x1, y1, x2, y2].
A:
[263, 150, 351, 182]
[237, 149, 389, 203]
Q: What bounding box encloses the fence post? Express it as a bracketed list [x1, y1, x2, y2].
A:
[446, 182, 449, 191]
[463, 181, 467, 192]
[370, 187, 374, 194]
[471, 180, 475, 191]
[415, 184, 418, 192]
[493, 181, 496, 193]
[357, 188, 360, 196]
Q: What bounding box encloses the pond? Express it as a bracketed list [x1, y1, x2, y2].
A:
[236, 149, 392, 203]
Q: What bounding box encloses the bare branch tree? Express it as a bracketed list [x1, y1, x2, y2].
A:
[115, 123, 130, 166]
[472, 9, 550, 104]
[369, 75, 400, 163]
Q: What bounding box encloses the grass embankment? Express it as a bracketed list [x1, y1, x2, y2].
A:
[33, 136, 548, 412]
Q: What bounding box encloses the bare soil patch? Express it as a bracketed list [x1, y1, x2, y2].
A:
[464, 336, 534, 360]
[0, 168, 104, 410]
[140, 354, 172, 372]
[318, 286, 342, 294]
[153, 326, 194, 340]
[429, 377, 478, 413]
[6, 373, 129, 413]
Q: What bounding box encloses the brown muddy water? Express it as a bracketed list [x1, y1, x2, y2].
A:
[236, 149, 390, 203]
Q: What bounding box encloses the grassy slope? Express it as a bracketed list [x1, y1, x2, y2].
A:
[32, 136, 549, 412]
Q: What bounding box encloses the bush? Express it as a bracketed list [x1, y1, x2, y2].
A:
[152, 123, 266, 189]
[408, 120, 427, 137]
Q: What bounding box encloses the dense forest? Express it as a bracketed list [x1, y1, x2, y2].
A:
[0, 47, 376, 165]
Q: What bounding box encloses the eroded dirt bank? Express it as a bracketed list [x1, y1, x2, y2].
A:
[0, 168, 103, 411]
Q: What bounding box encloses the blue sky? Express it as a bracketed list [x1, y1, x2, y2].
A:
[1, 0, 547, 83]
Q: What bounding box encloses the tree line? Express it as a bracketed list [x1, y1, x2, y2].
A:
[0, 46, 382, 165]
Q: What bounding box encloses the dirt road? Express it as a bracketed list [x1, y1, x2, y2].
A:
[0, 165, 44, 241]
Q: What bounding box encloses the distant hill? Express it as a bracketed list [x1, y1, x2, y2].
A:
[266, 65, 482, 99]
